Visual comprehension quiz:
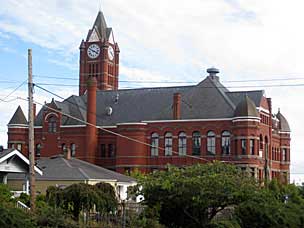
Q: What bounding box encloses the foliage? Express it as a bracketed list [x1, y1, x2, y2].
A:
[35, 205, 78, 228]
[132, 162, 258, 228]
[0, 204, 35, 228]
[0, 184, 14, 205]
[18, 192, 30, 206]
[46, 182, 118, 220]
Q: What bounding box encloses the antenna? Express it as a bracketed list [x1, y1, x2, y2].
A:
[99, 0, 102, 12]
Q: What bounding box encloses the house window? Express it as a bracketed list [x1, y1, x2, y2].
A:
[70, 143, 76, 157]
[178, 132, 187, 156]
[282, 148, 287, 161]
[108, 144, 115, 157]
[241, 139, 246, 155]
[192, 131, 201, 155]
[151, 133, 159, 156]
[165, 132, 172, 156]
[221, 131, 230, 155]
[48, 116, 57, 133]
[101, 144, 106, 157]
[35, 144, 41, 157]
[17, 143, 22, 151]
[207, 131, 216, 155]
[250, 139, 254, 155]
[61, 144, 67, 154]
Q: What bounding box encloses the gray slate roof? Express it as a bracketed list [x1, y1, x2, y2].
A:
[0, 148, 14, 159]
[234, 96, 259, 117]
[86, 11, 112, 41]
[8, 156, 136, 183]
[276, 111, 291, 132]
[34, 76, 265, 126]
[8, 106, 27, 125]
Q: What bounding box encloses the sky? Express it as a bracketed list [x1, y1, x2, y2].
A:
[0, 0, 304, 183]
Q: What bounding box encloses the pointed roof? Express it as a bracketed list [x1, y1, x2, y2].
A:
[276, 110, 290, 132]
[8, 106, 27, 125]
[234, 95, 259, 117]
[92, 11, 108, 40]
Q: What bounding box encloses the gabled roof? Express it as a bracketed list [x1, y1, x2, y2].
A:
[34, 74, 267, 126]
[86, 11, 112, 41]
[0, 149, 43, 175]
[9, 156, 135, 183]
[8, 106, 27, 125]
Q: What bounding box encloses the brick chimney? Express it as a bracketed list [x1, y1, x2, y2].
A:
[173, 93, 181, 120]
[86, 76, 97, 163]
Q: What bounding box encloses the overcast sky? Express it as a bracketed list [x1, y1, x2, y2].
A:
[0, 0, 303, 183]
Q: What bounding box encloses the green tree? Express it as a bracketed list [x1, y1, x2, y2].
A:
[133, 162, 258, 228]
[94, 182, 118, 214]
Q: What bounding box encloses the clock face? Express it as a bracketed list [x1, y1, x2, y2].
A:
[108, 46, 114, 60]
[87, 44, 100, 59]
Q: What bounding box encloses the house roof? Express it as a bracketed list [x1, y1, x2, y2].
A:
[0, 149, 43, 175]
[8, 106, 27, 125]
[276, 111, 291, 132]
[8, 156, 135, 183]
[234, 95, 259, 117]
[34, 74, 266, 126]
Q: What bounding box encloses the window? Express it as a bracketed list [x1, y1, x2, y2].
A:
[61, 144, 67, 154]
[259, 135, 263, 150]
[35, 144, 41, 157]
[151, 133, 159, 156]
[48, 116, 57, 133]
[221, 131, 230, 155]
[101, 144, 106, 157]
[108, 144, 115, 157]
[241, 139, 246, 155]
[250, 139, 254, 155]
[282, 148, 287, 161]
[17, 143, 22, 151]
[178, 132, 187, 156]
[70, 143, 76, 157]
[192, 131, 201, 155]
[207, 131, 216, 155]
[165, 132, 173, 156]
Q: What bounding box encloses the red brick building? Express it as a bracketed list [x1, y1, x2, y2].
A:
[7, 11, 291, 182]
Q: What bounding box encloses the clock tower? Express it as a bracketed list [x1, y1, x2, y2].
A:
[79, 11, 120, 96]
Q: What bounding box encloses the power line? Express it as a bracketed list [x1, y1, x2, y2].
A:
[17, 96, 210, 163]
[0, 79, 27, 103]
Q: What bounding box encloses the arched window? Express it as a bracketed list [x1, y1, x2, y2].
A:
[70, 143, 76, 157]
[221, 131, 230, 155]
[165, 132, 173, 156]
[35, 144, 41, 157]
[178, 132, 187, 156]
[151, 133, 159, 156]
[61, 143, 66, 154]
[192, 131, 201, 155]
[48, 116, 57, 133]
[207, 131, 216, 155]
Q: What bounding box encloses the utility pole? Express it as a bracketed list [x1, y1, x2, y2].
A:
[28, 49, 35, 211]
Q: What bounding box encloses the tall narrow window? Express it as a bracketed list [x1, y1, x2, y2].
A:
[250, 139, 254, 155]
[207, 131, 216, 155]
[101, 144, 106, 157]
[259, 135, 263, 150]
[192, 131, 201, 155]
[35, 144, 41, 157]
[17, 143, 22, 152]
[241, 139, 246, 155]
[165, 132, 173, 156]
[61, 144, 66, 154]
[221, 131, 230, 155]
[48, 116, 57, 133]
[151, 133, 159, 156]
[108, 144, 115, 157]
[178, 132, 187, 156]
[282, 148, 287, 161]
[70, 143, 76, 157]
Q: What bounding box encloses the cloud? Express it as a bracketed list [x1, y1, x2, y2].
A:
[0, 0, 304, 178]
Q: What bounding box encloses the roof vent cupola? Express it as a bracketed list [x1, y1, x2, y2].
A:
[207, 67, 220, 81]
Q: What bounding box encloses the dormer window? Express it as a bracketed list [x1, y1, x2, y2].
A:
[48, 116, 57, 133]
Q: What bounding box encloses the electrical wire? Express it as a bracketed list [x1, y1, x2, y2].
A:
[17, 96, 210, 162]
[0, 79, 27, 103]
